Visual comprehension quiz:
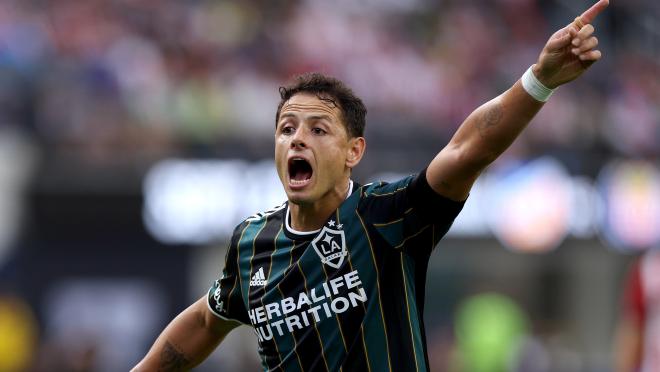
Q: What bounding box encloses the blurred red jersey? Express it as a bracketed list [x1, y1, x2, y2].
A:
[626, 250, 660, 371]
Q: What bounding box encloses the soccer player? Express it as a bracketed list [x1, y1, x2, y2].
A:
[133, 1, 608, 371]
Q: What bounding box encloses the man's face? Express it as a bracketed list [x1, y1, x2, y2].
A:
[275, 93, 362, 206]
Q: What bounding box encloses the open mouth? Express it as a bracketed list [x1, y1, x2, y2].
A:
[288, 157, 313, 187]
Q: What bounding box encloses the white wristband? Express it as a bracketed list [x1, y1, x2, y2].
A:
[521, 65, 555, 102]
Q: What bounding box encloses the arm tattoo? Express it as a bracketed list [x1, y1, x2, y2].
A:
[159, 341, 192, 371]
[476, 102, 503, 138]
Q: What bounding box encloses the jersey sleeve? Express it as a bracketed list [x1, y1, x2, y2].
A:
[207, 224, 250, 325]
[359, 168, 465, 251]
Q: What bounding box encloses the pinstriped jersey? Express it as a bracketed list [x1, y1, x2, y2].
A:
[208, 169, 464, 372]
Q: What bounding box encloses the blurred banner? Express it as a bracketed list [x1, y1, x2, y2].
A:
[142, 157, 660, 253]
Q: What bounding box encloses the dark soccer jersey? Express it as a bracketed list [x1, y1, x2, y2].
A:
[208, 170, 464, 372]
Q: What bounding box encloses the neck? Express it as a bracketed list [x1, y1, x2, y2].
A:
[289, 179, 351, 232]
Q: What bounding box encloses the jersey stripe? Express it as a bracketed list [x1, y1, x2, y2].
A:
[392, 224, 431, 250]
[355, 210, 392, 372]
[268, 226, 285, 371]
[245, 219, 268, 307]
[359, 324, 372, 372]
[374, 236, 415, 370]
[371, 208, 413, 228]
[221, 233, 241, 322]
[231, 221, 252, 320]
[274, 240, 305, 372]
[334, 209, 370, 372]
[369, 186, 406, 197]
[297, 263, 332, 372]
[280, 260, 328, 372]
[401, 252, 421, 372]
[250, 217, 284, 370]
[253, 218, 273, 369]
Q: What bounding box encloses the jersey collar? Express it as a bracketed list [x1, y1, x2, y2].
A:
[284, 180, 354, 240]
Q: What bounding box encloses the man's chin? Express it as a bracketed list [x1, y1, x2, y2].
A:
[285, 181, 315, 205]
[286, 193, 313, 206]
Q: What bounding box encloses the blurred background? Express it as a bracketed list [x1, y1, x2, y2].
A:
[0, 0, 658, 371]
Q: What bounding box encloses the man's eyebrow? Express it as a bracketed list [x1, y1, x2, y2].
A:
[308, 114, 333, 122]
[278, 112, 334, 122]
[279, 113, 297, 119]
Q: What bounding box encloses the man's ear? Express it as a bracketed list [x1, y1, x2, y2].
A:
[346, 137, 366, 168]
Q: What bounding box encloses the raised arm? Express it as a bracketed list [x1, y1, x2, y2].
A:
[131, 295, 240, 372]
[427, 0, 609, 201]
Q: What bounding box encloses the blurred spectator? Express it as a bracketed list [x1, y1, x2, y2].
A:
[452, 292, 530, 372]
[0, 0, 655, 166]
[0, 294, 37, 372]
[614, 250, 660, 372]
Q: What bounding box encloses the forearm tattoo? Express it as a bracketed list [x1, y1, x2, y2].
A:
[159, 341, 192, 371]
[476, 102, 503, 138]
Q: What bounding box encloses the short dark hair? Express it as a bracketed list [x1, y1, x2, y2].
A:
[276, 73, 366, 138]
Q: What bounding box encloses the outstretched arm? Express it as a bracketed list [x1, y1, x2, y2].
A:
[427, 0, 609, 201]
[131, 296, 240, 372]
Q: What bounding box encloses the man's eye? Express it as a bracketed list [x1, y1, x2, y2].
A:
[281, 126, 294, 134]
[312, 128, 326, 135]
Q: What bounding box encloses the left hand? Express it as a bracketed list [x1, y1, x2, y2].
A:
[533, 0, 609, 88]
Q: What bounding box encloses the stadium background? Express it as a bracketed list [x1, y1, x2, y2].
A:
[0, 0, 657, 371]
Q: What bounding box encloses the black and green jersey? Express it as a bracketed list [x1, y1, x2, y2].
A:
[208, 169, 464, 372]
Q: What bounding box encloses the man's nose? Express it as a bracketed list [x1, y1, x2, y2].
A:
[290, 130, 307, 149]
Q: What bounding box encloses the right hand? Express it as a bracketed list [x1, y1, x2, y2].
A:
[533, 0, 609, 88]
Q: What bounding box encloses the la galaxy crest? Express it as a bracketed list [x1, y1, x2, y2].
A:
[312, 220, 347, 269]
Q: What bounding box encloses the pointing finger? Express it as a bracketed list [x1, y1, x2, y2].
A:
[575, 0, 609, 26]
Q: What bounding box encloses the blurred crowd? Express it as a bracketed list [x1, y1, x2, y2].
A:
[0, 0, 657, 170]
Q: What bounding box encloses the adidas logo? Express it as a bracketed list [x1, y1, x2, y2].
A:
[249, 267, 267, 287]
